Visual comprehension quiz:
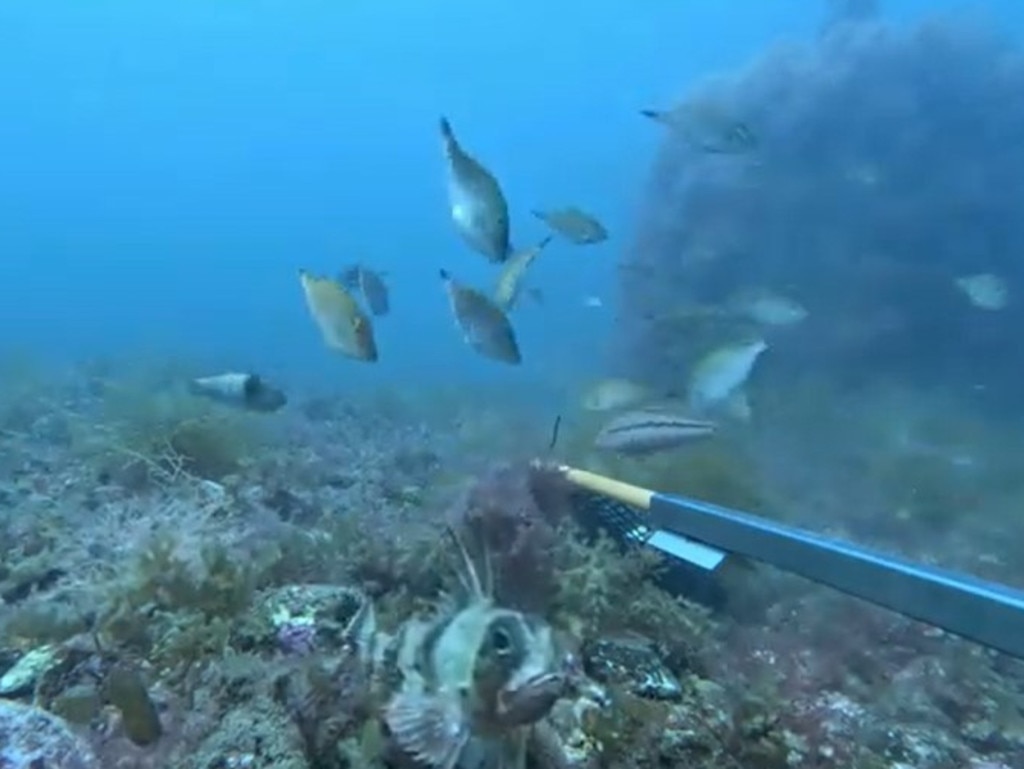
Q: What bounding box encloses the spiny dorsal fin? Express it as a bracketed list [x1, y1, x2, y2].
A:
[446, 525, 486, 601]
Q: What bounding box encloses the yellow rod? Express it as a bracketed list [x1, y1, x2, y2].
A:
[556, 465, 654, 511]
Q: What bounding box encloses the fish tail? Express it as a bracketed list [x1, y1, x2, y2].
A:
[439, 116, 454, 140]
[639, 109, 660, 120]
[439, 268, 451, 281]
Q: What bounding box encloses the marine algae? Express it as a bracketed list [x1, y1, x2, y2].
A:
[103, 662, 163, 745]
[72, 376, 262, 486]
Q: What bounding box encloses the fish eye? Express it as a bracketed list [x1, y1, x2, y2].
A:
[490, 627, 513, 655]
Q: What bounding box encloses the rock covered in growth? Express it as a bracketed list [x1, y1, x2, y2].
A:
[0, 699, 100, 769]
[447, 461, 574, 613]
[618, 12, 1024, 398]
[582, 634, 682, 700]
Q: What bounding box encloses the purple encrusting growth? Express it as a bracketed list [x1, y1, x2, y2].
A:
[276, 621, 318, 656]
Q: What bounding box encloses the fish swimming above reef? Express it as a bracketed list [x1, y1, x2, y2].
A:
[188, 372, 286, 413]
[531, 206, 608, 245]
[581, 378, 652, 412]
[343, 529, 575, 769]
[493, 236, 552, 312]
[594, 407, 715, 455]
[440, 268, 522, 365]
[440, 116, 512, 263]
[298, 269, 379, 362]
[955, 272, 1008, 311]
[688, 338, 768, 420]
[640, 102, 757, 155]
[339, 264, 390, 317]
[727, 288, 808, 326]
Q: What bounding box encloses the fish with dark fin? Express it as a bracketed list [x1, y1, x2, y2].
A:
[440, 268, 522, 365]
[340, 264, 390, 316]
[188, 372, 286, 413]
[440, 116, 512, 263]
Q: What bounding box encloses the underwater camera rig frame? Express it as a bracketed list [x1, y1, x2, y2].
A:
[558, 464, 1024, 661]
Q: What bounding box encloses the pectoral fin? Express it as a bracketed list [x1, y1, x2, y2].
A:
[385, 692, 469, 769]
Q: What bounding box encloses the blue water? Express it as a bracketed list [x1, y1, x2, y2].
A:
[0, 0, 1018, 394]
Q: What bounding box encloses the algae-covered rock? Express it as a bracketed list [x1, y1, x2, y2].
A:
[0, 643, 61, 695]
[242, 583, 367, 655]
[582, 633, 682, 700]
[174, 701, 307, 769]
[0, 698, 99, 769]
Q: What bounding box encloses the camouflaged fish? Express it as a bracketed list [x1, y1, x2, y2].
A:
[341, 530, 570, 769]
[440, 117, 512, 263]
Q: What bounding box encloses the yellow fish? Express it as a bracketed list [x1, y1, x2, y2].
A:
[298, 270, 378, 362]
[493, 236, 552, 312]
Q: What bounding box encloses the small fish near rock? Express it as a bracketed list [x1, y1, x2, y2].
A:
[188, 372, 287, 413]
[688, 338, 769, 421]
[440, 268, 522, 365]
[532, 206, 608, 245]
[594, 408, 716, 455]
[440, 116, 512, 263]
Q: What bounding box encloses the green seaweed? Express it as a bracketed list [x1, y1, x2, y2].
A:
[103, 662, 163, 745]
[98, 531, 261, 673]
[71, 374, 261, 485]
[549, 522, 714, 672]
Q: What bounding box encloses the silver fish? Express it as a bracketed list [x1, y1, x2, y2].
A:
[493, 236, 552, 312]
[440, 268, 522, 365]
[594, 408, 715, 455]
[531, 206, 607, 245]
[340, 264, 390, 317]
[440, 117, 511, 263]
[188, 372, 286, 413]
[640, 106, 757, 155]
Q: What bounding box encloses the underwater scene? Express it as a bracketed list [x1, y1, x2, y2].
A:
[3, 0, 1024, 766]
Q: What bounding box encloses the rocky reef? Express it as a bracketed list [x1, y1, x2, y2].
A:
[0, 357, 1022, 769]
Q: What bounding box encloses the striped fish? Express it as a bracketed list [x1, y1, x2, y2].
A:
[594, 408, 716, 455]
[378, 530, 567, 768]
